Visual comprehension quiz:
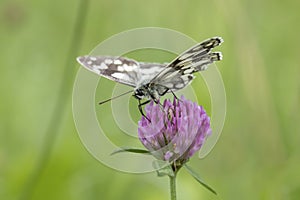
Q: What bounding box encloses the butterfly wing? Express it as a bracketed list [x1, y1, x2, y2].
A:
[77, 37, 223, 101]
[77, 56, 142, 87]
[138, 62, 166, 84]
[150, 37, 223, 91]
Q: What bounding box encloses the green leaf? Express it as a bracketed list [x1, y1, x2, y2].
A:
[152, 160, 174, 177]
[111, 147, 150, 155]
[184, 165, 217, 195]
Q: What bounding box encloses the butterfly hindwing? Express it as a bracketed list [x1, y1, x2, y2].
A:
[76, 36, 223, 102]
[150, 37, 223, 90]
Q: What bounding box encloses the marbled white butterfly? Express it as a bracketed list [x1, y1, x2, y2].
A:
[77, 37, 223, 112]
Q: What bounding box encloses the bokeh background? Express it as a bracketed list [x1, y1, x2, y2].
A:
[1, 0, 300, 200]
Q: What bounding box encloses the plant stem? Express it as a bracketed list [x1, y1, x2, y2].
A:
[19, 0, 89, 200]
[169, 174, 177, 200]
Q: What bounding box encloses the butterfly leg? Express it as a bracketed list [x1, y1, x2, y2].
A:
[170, 89, 180, 100]
[138, 99, 151, 121]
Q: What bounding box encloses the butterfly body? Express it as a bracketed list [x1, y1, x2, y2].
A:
[77, 37, 223, 103]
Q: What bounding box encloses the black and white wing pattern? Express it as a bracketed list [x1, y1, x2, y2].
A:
[138, 62, 167, 84]
[77, 56, 143, 87]
[77, 37, 223, 102]
[77, 56, 166, 87]
[150, 37, 223, 91]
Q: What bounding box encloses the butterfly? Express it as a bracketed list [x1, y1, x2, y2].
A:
[77, 37, 223, 114]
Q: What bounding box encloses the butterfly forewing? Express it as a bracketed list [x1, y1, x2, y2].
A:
[76, 36, 223, 103]
[149, 37, 223, 91]
[138, 62, 166, 85]
[77, 56, 144, 87]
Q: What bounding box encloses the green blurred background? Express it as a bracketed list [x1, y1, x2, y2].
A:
[1, 0, 300, 199]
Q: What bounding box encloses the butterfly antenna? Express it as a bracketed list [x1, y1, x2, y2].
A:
[98, 90, 134, 105]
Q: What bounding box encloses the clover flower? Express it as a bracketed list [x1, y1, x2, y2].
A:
[138, 96, 211, 167]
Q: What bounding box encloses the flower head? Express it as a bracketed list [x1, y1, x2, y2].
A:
[138, 96, 211, 165]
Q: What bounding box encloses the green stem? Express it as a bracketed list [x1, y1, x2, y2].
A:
[19, 0, 89, 200]
[169, 174, 177, 200]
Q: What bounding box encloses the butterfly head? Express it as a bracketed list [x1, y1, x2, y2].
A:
[134, 84, 163, 102]
[133, 88, 146, 100]
[133, 84, 151, 100]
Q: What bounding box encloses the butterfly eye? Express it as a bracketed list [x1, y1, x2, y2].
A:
[77, 37, 223, 109]
[134, 89, 145, 99]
